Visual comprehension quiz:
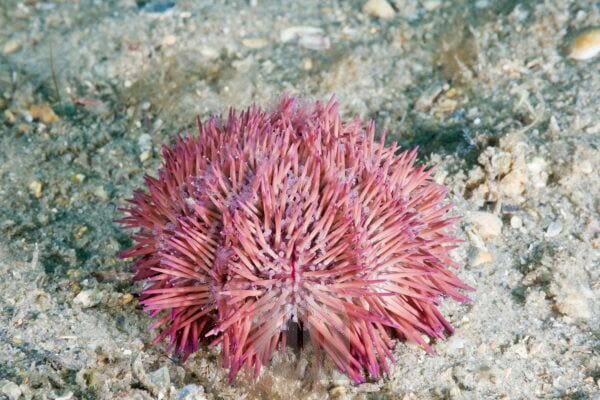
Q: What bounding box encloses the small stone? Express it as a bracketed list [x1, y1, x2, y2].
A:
[3, 39, 21, 54]
[29, 180, 43, 198]
[241, 38, 268, 49]
[74, 225, 88, 240]
[567, 27, 600, 61]
[545, 220, 562, 238]
[0, 380, 21, 400]
[280, 26, 323, 43]
[148, 366, 170, 398]
[298, 34, 330, 50]
[3, 109, 16, 124]
[178, 384, 207, 400]
[301, 57, 313, 70]
[120, 293, 134, 305]
[140, 150, 152, 162]
[200, 47, 219, 60]
[29, 103, 60, 124]
[55, 392, 75, 400]
[577, 160, 593, 175]
[92, 186, 109, 201]
[510, 216, 522, 229]
[17, 123, 29, 134]
[526, 157, 548, 188]
[363, 0, 395, 19]
[466, 211, 502, 239]
[72, 173, 86, 183]
[512, 343, 528, 358]
[499, 170, 527, 197]
[423, 0, 441, 11]
[73, 289, 103, 308]
[329, 386, 347, 399]
[162, 34, 177, 47]
[472, 249, 493, 266]
[555, 290, 592, 320]
[138, 133, 152, 152]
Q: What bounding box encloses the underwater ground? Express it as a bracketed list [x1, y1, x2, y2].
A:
[0, 0, 599, 399]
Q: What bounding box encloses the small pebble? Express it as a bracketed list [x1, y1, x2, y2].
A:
[567, 27, 600, 61]
[329, 386, 347, 399]
[466, 211, 503, 239]
[148, 366, 170, 397]
[545, 220, 562, 238]
[472, 249, 493, 266]
[140, 150, 152, 162]
[298, 34, 330, 50]
[556, 290, 592, 320]
[93, 186, 109, 201]
[280, 26, 323, 43]
[29, 180, 43, 198]
[121, 293, 134, 305]
[73, 289, 103, 308]
[2, 39, 21, 54]
[72, 173, 86, 183]
[242, 38, 269, 49]
[301, 57, 314, 70]
[363, 0, 395, 19]
[0, 381, 21, 400]
[29, 103, 60, 124]
[3, 110, 16, 124]
[162, 34, 177, 47]
[178, 384, 207, 400]
[423, 0, 442, 11]
[141, 0, 175, 13]
[510, 216, 523, 229]
[74, 225, 88, 240]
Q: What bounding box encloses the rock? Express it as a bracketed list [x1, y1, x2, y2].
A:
[471, 249, 493, 266]
[73, 289, 103, 308]
[3, 109, 16, 124]
[555, 288, 592, 320]
[526, 157, 548, 188]
[545, 220, 562, 238]
[362, 0, 395, 19]
[140, 150, 152, 162]
[92, 186, 109, 201]
[55, 392, 75, 400]
[241, 38, 269, 49]
[29, 103, 60, 124]
[329, 385, 347, 399]
[0, 380, 22, 400]
[120, 293, 134, 305]
[466, 211, 502, 239]
[499, 169, 527, 197]
[567, 27, 600, 61]
[28, 180, 43, 199]
[178, 384, 207, 400]
[148, 366, 170, 398]
[510, 216, 522, 229]
[280, 26, 323, 43]
[161, 34, 177, 47]
[138, 134, 152, 152]
[3, 39, 21, 54]
[298, 34, 330, 50]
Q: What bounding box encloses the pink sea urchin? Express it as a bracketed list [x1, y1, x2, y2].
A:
[119, 96, 472, 384]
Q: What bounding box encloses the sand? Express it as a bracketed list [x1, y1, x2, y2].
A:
[0, 0, 598, 399]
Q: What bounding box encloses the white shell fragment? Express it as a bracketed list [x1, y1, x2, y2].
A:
[567, 28, 600, 61]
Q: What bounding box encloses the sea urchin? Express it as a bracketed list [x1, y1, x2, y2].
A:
[119, 96, 472, 384]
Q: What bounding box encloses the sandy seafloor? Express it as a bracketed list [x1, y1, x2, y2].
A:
[0, 0, 599, 399]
